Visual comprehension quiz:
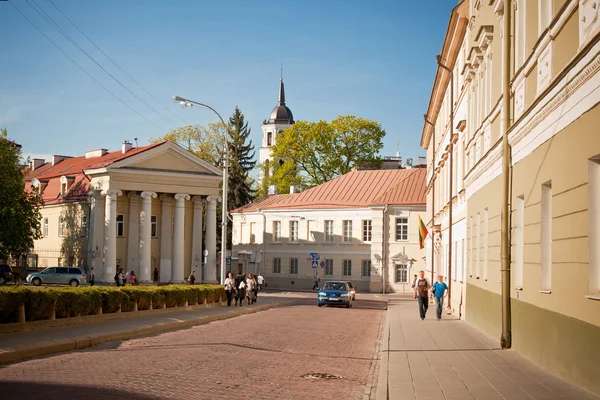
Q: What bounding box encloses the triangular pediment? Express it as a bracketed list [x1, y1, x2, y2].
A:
[109, 142, 222, 176]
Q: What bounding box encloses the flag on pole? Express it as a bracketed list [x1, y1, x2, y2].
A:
[418, 215, 428, 250]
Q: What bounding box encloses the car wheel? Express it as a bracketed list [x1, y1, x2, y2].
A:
[32, 278, 42, 286]
[346, 302, 350, 308]
[318, 303, 322, 307]
[69, 279, 79, 287]
[0, 277, 6, 285]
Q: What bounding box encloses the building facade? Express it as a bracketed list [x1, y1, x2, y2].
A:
[231, 168, 427, 293]
[26, 141, 223, 283]
[421, 0, 600, 395]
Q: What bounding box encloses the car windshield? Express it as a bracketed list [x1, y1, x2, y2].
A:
[322, 282, 347, 291]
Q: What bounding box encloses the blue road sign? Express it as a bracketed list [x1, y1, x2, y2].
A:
[311, 260, 319, 268]
[310, 253, 320, 261]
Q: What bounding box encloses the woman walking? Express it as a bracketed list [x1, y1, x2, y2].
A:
[129, 270, 137, 285]
[224, 272, 235, 307]
[246, 273, 256, 305]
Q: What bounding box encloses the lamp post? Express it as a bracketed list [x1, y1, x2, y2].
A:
[173, 95, 229, 285]
[435, 55, 453, 312]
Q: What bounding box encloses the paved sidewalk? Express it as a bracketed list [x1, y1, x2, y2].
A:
[0, 298, 281, 365]
[376, 297, 599, 400]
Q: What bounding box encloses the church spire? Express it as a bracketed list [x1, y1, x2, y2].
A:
[278, 78, 286, 106]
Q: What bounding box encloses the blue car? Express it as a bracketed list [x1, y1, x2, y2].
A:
[317, 281, 353, 308]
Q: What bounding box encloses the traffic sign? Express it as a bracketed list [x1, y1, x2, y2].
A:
[311, 260, 319, 268]
[226, 257, 231, 267]
[320, 261, 325, 268]
[310, 253, 320, 261]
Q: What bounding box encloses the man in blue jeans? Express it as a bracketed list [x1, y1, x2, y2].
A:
[432, 275, 449, 320]
[413, 270, 431, 320]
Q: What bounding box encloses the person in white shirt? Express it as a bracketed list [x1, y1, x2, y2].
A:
[224, 272, 235, 307]
[257, 274, 264, 292]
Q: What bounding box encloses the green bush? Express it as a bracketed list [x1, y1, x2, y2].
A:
[0, 284, 224, 324]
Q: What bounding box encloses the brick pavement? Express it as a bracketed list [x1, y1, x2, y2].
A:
[0, 295, 386, 400]
[377, 297, 600, 400]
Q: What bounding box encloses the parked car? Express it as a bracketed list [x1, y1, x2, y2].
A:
[346, 281, 356, 300]
[0, 264, 15, 284]
[317, 281, 353, 308]
[26, 267, 87, 287]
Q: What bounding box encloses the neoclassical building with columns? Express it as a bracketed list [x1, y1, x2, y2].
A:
[25, 141, 223, 283]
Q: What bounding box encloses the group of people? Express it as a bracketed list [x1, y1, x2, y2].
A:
[114, 268, 138, 287]
[223, 271, 265, 307]
[412, 271, 448, 321]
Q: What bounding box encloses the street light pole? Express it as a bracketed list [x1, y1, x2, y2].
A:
[173, 95, 229, 285]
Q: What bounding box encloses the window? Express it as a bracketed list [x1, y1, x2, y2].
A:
[538, 0, 552, 35]
[116, 214, 125, 238]
[395, 264, 408, 283]
[61, 182, 67, 196]
[361, 260, 371, 277]
[343, 220, 352, 242]
[325, 259, 333, 276]
[589, 158, 600, 295]
[342, 260, 352, 276]
[483, 209, 488, 281]
[469, 216, 474, 277]
[267, 131, 272, 146]
[514, 196, 525, 289]
[290, 258, 298, 275]
[362, 220, 372, 242]
[325, 220, 334, 242]
[273, 258, 281, 274]
[151, 215, 158, 238]
[515, 0, 526, 69]
[43, 217, 48, 237]
[395, 218, 408, 241]
[80, 214, 88, 237]
[250, 222, 256, 244]
[476, 213, 481, 278]
[273, 221, 281, 242]
[290, 221, 298, 242]
[58, 216, 64, 237]
[541, 182, 552, 292]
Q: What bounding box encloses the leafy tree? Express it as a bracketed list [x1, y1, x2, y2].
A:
[150, 123, 223, 165]
[269, 116, 385, 189]
[0, 128, 43, 263]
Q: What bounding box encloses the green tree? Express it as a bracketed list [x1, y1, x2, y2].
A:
[0, 128, 43, 263]
[150, 123, 223, 165]
[269, 116, 385, 189]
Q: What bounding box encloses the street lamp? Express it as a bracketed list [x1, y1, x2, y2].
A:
[173, 95, 229, 285]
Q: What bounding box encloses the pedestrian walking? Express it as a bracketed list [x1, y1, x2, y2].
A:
[431, 275, 449, 320]
[89, 267, 95, 286]
[189, 270, 196, 285]
[413, 270, 431, 320]
[252, 274, 259, 303]
[234, 270, 246, 306]
[410, 274, 418, 289]
[129, 270, 137, 285]
[153, 267, 159, 283]
[257, 273, 264, 292]
[224, 272, 235, 307]
[312, 274, 320, 290]
[246, 273, 256, 305]
[117, 268, 126, 287]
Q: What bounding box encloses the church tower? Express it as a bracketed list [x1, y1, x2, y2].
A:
[259, 78, 294, 183]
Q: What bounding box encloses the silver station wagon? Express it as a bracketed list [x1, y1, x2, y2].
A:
[26, 267, 87, 287]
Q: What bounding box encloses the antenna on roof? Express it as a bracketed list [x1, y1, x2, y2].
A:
[281, 63, 283, 80]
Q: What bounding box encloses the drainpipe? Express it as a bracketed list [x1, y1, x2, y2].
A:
[382, 205, 388, 294]
[501, 0, 512, 349]
[258, 208, 266, 276]
[424, 115, 436, 285]
[436, 55, 454, 311]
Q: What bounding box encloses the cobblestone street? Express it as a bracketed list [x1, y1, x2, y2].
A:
[0, 293, 386, 400]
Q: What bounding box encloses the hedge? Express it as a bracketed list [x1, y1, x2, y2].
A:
[0, 284, 224, 324]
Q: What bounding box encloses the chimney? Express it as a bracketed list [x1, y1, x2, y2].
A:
[268, 185, 279, 195]
[52, 155, 71, 166]
[417, 156, 427, 166]
[290, 185, 299, 194]
[30, 158, 45, 170]
[85, 149, 109, 159]
[122, 141, 133, 154]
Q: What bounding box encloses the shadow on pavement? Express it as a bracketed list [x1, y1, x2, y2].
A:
[2, 381, 160, 400]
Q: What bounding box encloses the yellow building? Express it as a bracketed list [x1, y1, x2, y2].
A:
[422, 0, 600, 395]
[26, 141, 223, 283]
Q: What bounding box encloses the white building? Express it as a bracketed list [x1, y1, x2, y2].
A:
[231, 168, 427, 293]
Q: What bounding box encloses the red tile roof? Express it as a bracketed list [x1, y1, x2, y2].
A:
[232, 168, 426, 213]
[25, 142, 165, 205]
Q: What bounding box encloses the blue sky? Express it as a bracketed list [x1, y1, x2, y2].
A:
[1, 0, 454, 165]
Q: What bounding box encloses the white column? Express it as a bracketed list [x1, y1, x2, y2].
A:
[102, 189, 122, 282]
[159, 194, 172, 282]
[205, 195, 220, 283]
[171, 193, 190, 283]
[191, 197, 204, 282]
[126, 192, 140, 276]
[87, 191, 104, 276]
[139, 191, 156, 282]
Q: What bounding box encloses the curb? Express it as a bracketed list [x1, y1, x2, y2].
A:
[0, 303, 279, 365]
[375, 301, 390, 400]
